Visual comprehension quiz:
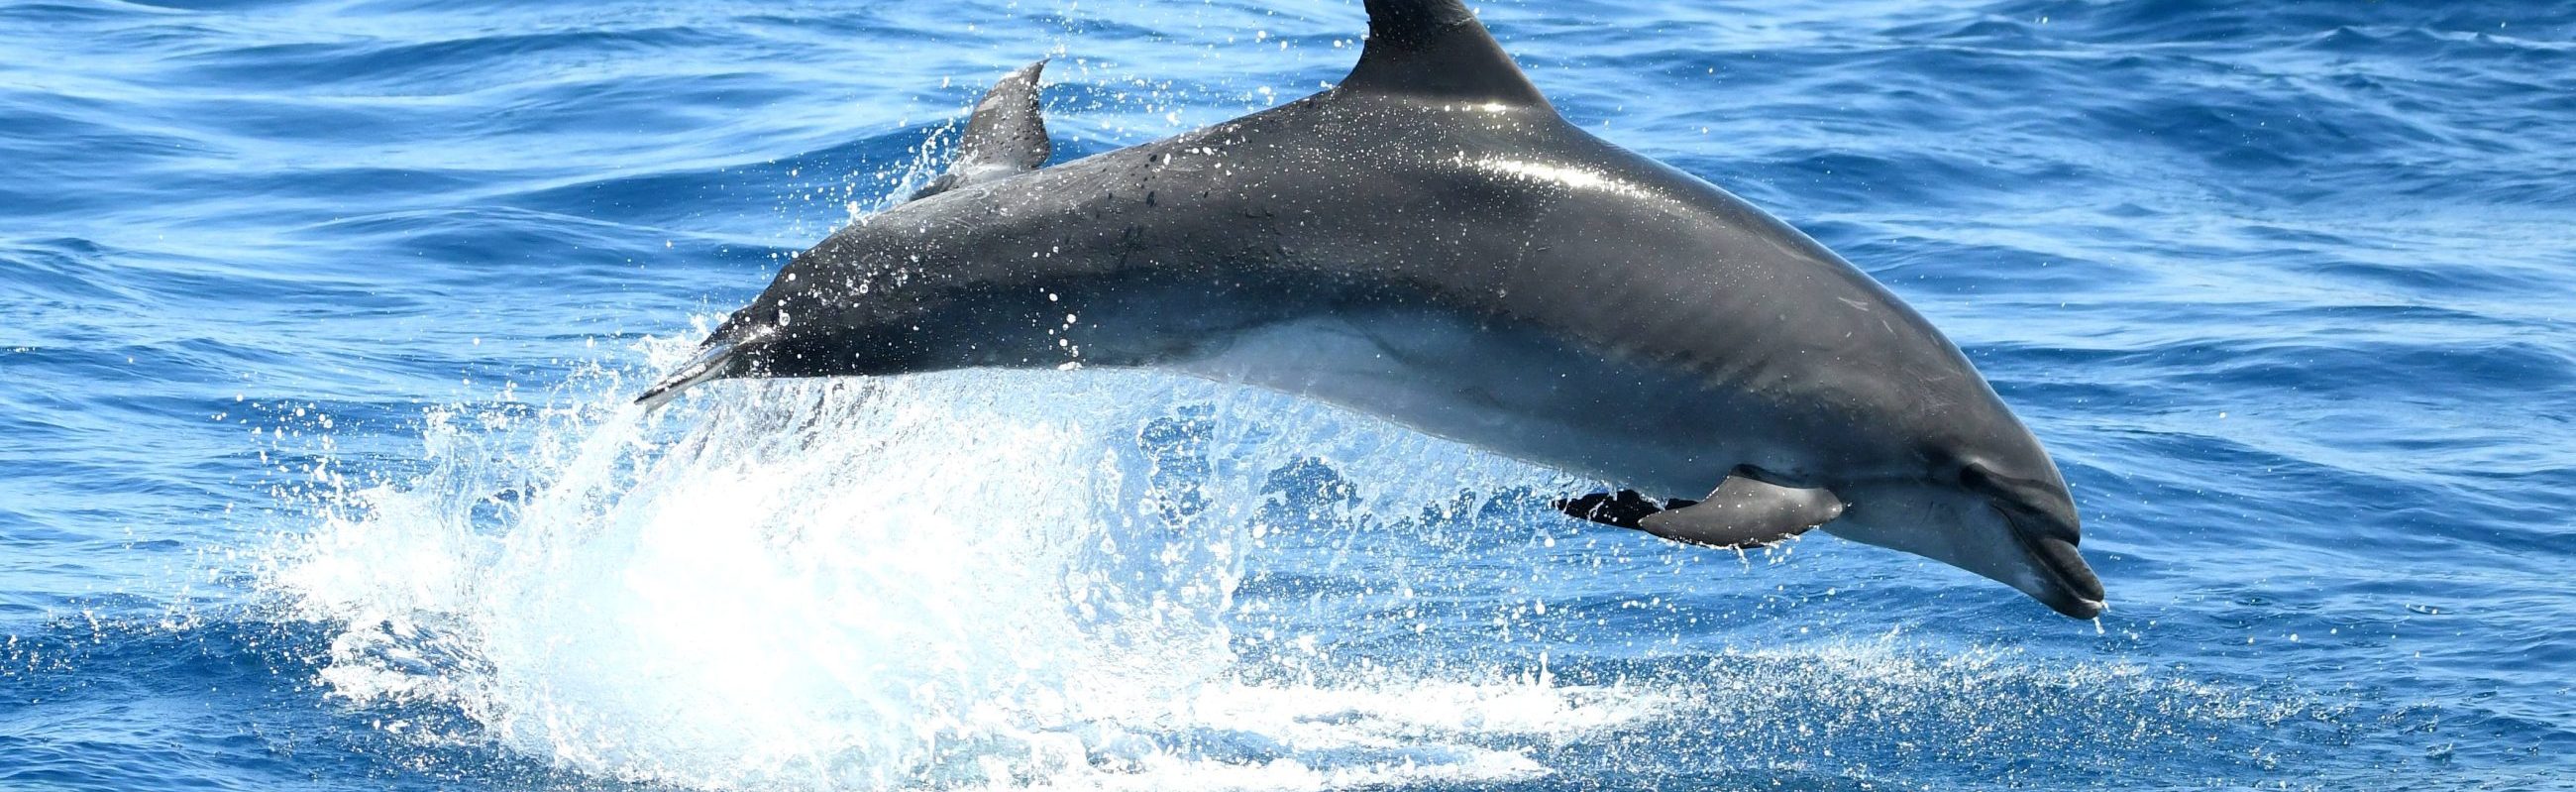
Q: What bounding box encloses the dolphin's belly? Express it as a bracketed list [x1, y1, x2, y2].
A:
[1168, 310, 1759, 498]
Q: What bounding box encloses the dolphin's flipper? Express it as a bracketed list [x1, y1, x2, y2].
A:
[1554, 490, 1683, 529]
[1638, 475, 1846, 549]
[911, 59, 1052, 200]
[1557, 476, 1845, 549]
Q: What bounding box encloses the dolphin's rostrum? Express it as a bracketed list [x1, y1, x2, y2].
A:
[641, 0, 2108, 619]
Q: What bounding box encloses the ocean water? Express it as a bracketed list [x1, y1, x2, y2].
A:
[3, 0, 2572, 789]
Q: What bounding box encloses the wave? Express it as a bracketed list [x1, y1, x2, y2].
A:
[257, 334, 1666, 788]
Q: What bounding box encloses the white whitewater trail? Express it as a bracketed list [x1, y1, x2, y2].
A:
[263, 331, 1668, 791]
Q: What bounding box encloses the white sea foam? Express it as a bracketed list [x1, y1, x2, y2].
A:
[265, 334, 1664, 790]
[255, 335, 2315, 791]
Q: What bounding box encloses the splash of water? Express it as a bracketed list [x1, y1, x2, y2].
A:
[251, 335, 2342, 791]
[262, 335, 1656, 790]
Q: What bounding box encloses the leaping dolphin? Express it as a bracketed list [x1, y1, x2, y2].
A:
[640, 0, 2107, 618]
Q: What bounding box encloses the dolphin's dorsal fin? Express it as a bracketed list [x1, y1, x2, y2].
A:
[1340, 0, 1551, 109]
[912, 59, 1052, 200]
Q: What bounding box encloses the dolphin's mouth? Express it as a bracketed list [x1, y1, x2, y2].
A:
[635, 340, 739, 409]
[1988, 506, 2112, 623]
[2009, 518, 2107, 620]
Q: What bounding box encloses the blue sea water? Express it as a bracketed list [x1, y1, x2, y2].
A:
[3, 0, 2573, 788]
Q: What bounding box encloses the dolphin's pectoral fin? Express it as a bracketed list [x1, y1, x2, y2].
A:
[1554, 475, 1843, 547]
[1628, 475, 1846, 549]
[912, 59, 1052, 200]
[1554, 490, 1695, 530]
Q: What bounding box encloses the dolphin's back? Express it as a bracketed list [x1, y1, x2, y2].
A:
[759, 93, 2002, 486]
[739, 0, 2013, 483]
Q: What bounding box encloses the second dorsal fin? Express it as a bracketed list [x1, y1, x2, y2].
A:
[1339, 0, 1550, 109]
[912, 59, 1052, 200]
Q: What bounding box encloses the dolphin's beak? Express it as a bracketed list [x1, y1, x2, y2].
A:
[635, 339, 740, 409]
[2011, 523, 2107, 620]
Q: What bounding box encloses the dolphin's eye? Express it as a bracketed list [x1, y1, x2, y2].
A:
[1956, 462, 1986, 488]
[1958, 462, 2021, 507]
[1961, 462, 2080, 536]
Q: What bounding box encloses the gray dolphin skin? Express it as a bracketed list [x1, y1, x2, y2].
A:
[640, 0, 2108, 618]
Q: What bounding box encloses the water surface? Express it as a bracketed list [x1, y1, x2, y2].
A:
[3, 0, 2572, 789]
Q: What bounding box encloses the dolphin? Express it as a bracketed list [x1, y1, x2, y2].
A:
[639, 0, 2107, 618]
